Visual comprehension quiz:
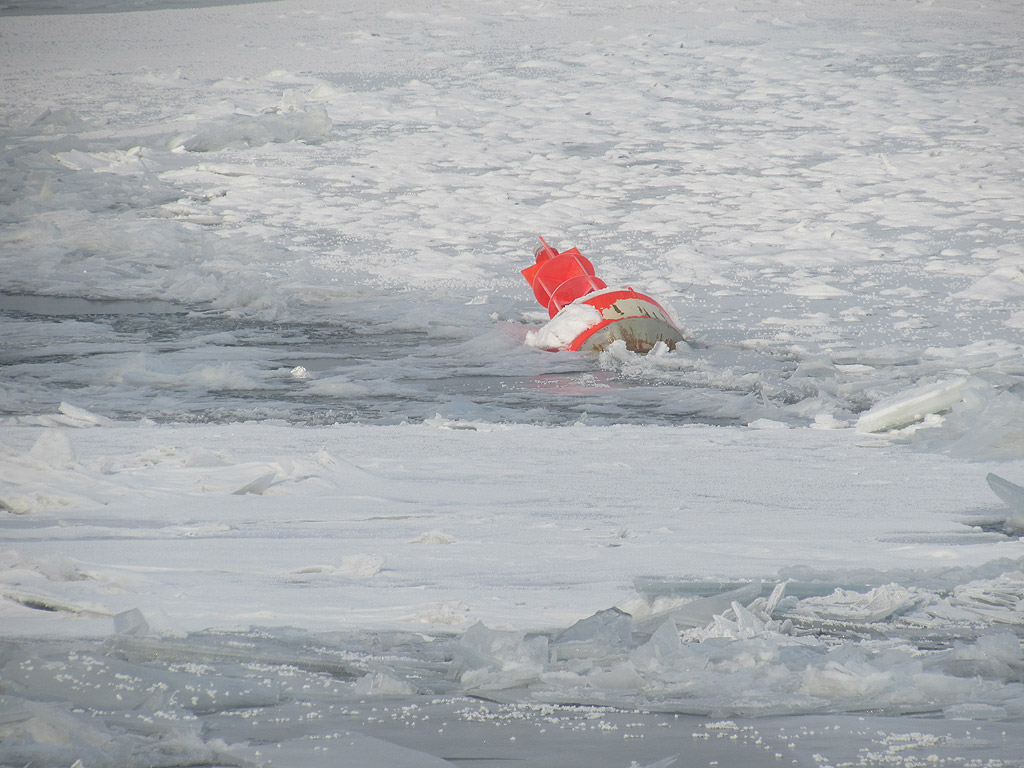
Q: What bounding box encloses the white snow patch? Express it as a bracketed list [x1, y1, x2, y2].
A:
[524, 303, 602, 351]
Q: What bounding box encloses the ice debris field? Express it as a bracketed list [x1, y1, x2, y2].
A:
[2, 0, 1024, 765]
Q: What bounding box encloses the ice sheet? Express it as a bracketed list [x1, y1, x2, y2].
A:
[3, 0, 1024, 764]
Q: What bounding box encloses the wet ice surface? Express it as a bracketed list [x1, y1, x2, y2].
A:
[3, 630, 1022, 768]
[5, 552, 1024, 767]
[0, 291, 748, 427]
[3, 421, 1024, 766]
[2, 0, 1024, 436]
[3, 284, 1023, 433]
[3, 0, 1024, 764]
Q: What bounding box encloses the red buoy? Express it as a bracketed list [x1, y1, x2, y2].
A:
[521, 237, 685, 354]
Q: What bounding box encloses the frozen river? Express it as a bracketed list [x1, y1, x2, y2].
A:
[2, 0, 1024, 765]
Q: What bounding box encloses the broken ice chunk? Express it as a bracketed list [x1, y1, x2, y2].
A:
[112, 607, 185, 638]
[631, 619, 682, 672]
[353, 671, 415, 696]
[454, 621, 547, 673]
[637, 582, 762, 632]
[57, 402, 113, 428]
[940, 633, 1024, 681]
[963, 473, 1024, 537]
[114, 608, 150, 636]
[986, 473, 1024, 514]
[454, 621, 547, 691]
[585, 659, 644, 691]
[855, 377, 972, 433]
[550, 607, 633, 660]
[171, 107, 332, 152]
[788, 583, 925, 624]
[231, 471, 276, 495]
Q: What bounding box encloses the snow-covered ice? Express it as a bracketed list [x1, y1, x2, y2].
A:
[2, 0, 1024, 765]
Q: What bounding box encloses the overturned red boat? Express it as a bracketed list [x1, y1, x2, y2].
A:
[521, 237, 685, 354]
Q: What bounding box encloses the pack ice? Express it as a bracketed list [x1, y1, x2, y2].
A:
[2, 0, 1024, 765]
